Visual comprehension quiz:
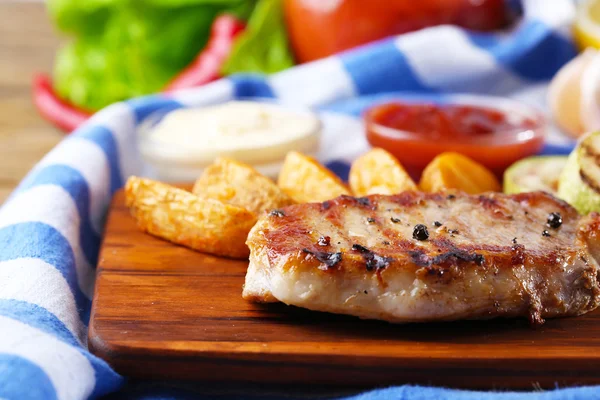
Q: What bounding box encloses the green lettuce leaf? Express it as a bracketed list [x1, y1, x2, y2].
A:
[221, 0, 294, 75]
[48, 0, 253, 34]
[48, 0, 256, 110]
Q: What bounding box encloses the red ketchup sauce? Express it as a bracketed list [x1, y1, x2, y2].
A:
[365, 102, 545, 174]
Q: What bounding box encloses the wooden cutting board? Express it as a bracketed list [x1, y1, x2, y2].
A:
[89, 188, 600, 389]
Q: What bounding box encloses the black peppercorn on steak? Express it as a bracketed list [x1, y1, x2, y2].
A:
[242, 191, 600, 325]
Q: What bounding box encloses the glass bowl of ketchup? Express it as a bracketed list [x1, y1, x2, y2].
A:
[364, 95, 546, 175]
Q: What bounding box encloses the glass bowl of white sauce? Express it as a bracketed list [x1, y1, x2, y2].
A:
[138, 99, 321, 182]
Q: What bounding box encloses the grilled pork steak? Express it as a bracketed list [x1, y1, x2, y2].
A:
[243, 191, 600, 324]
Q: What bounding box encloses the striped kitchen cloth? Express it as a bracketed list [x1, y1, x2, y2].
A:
[0, 0, 587, 399]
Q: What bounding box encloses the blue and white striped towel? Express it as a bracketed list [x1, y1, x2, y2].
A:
[0, 1, 591, 399]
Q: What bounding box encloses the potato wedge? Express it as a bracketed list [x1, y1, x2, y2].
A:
[277, 151, 350, 203]
[419, 152, 501, 194]
[193, 158, 293, 215]
[125, 176, 256, 259]
[349, 148, 417, 196]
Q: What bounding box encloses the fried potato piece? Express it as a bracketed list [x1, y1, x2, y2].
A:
[277, 151, 350, 203]
[349, 148, 417, 196]
[125, 176, 257, 259]
[419, 152, 501, 194]
[193, 158, 293, 215]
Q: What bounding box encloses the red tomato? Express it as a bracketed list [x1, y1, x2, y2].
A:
[284, 0, 509, 63]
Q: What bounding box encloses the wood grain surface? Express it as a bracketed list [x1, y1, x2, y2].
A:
[0, 2, 63, 203]
[90, 188, 600, 389]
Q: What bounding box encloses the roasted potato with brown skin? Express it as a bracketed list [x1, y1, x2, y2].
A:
[125, 176, 257, 259]
[193, 158, 293, 215]
[420, 152, 501, 194]
[277, 151, 350, 203]
[349, 148, 417, 196]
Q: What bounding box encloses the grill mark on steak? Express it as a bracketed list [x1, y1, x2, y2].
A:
[477, 195, 500, 210]
[351, 245, 394, 271]
[408, 247, 485, 268]
[321, 202, 351, 250]
[302, 248, 342, 269]
[337, 195, 377, 210]
[387, 191, 445, 208]
[264, 191, 580, 270]
[356, 196, 375, 209]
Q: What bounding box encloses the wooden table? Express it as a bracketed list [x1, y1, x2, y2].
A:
[0, 2, 63, 202]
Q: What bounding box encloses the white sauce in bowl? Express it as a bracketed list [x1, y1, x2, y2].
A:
[140, 101, 321, 181]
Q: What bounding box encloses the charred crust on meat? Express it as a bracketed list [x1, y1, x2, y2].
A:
[337, 195, 352, 206]
[269, 209, 285, 217]
[356, 197, 371, 207]
[340, 195, 377, 210]
[352, 244, 370, 253]
[367, 254, 394, 271]
[409, 251, 431, 266]
[351, 244, 393, 271]
[478, 195, 498, 209]
[409, 249, 486, 268]
[389, 191, 444, 208]
[302, 248, 342, 269]
[317, 236, 331, 246]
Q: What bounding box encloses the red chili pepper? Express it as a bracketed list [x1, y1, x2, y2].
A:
[34, 14, 244, 132]
[164, 14, 246, 92]
[32, 74, 92, 133]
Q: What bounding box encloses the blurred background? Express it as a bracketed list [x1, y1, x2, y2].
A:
[0, 0, 596, 202]
[1, 1, 62, 202]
